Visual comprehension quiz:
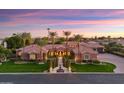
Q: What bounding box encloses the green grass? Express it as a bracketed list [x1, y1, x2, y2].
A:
[71, 62, 116, 72]
[0, 61, 49, 72]
[0, 61, 116, 73]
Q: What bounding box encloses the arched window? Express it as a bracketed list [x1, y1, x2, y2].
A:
[84, 53, 90, 60]
[29, 53, 36, 60]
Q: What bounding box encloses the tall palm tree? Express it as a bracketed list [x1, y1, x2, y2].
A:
[47, 28, 50, 32]
[63, 31, 71, 70]
[63, 31, 71, 46]
[48, 31, 57, 71]
[48, 31, 57, 49]
[74, 34, 83, 62]
[108, 35, 111, 42]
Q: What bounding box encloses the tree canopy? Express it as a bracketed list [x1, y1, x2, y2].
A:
[34, 37, 48, 46]
[5, 33, 32, 49]
[74, 34, 83, 42]
[0, 45, 12, 62]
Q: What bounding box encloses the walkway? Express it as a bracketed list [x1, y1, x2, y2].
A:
[51, 57, 69, 73]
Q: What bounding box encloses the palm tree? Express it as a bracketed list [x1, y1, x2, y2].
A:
[94, 36, 97, 40]
[47, 28, 50, 32]
[63, 31, 71, 46]
[48, 31, 57, 72]
[108, 35, 111, 42]
[74, 34, 83, 62]
[48, 31, 57, 48]
[63, 31, 71, 70]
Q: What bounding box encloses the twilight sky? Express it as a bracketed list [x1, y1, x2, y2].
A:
[0, 9, 124, 38]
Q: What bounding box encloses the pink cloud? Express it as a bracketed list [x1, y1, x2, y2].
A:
[61, 19, 124, 26]
[1, 17, 124, 27]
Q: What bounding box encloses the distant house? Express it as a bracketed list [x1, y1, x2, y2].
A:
[16, 42, 98, 63]
[112, 39, 124, 46]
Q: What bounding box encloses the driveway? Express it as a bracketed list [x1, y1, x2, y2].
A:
[98, 53, 124, 73]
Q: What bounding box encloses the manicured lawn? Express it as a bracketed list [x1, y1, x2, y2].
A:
[71, 62, 116, 72]
[0, 61, 49, 72]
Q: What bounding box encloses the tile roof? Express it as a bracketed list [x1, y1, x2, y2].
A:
[72, 45, 97, 55]
[16, 42, 97, 55]
[16, 44, 42, 54]
[43, 44, 66, 50]
[80, 42, 104, 48]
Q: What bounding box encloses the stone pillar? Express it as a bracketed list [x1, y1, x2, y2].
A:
[68, 60, 71, 72]
[4, 41, 7, 48]
[68, 66, 71, 72]
[45, 54, 48, 60]
[49, 67, 53, 72]
[49, 61, 53, 73]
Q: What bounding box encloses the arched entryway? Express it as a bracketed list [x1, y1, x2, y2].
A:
[47, 48, 72, 73]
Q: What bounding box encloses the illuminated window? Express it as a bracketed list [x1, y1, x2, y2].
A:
[50, 52, 54, 56]
[29, 53, 36, 60]
[54, 52, 57, 56]
[18, 51, 22, 56]
[67, 52, 70, 56]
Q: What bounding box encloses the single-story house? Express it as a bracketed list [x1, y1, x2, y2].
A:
[112, 39, 124, 46]
[16, 42, 98, 63]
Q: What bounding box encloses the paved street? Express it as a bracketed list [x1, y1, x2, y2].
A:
[0, 74, 124, 84]
[98, 53, 124, 73]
